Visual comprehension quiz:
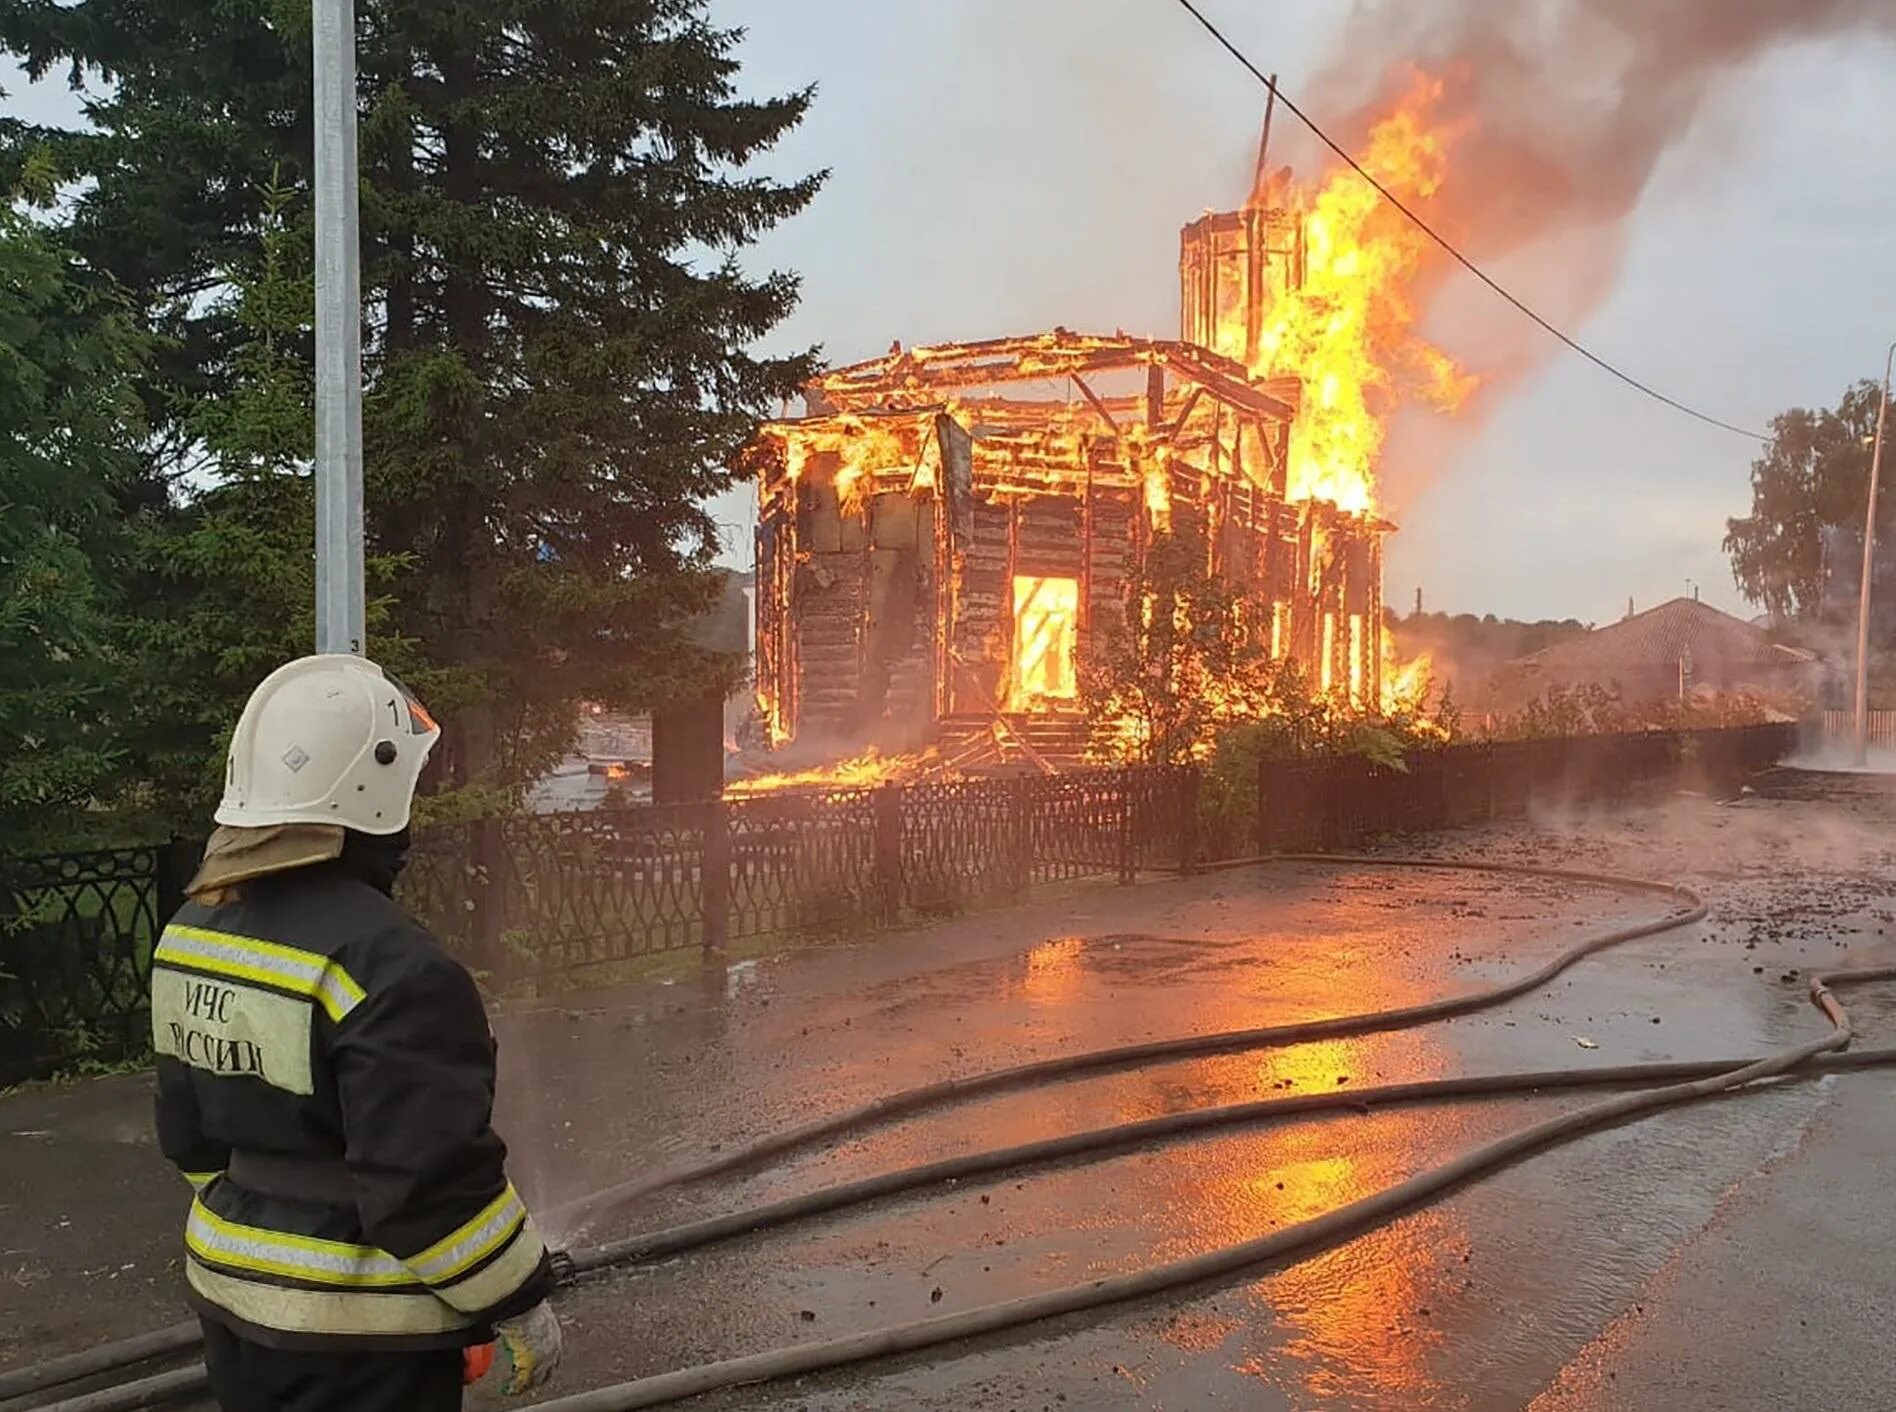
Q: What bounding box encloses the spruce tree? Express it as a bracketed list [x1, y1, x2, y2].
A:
[0, 170, 148, 850]
[1, 0, 822, 792]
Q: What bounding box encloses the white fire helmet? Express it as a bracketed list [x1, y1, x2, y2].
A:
[215, 655, 442, 835]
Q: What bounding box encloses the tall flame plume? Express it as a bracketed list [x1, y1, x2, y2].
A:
[1251, 71, 1477, 517]
[1232, 72, 1472, 713]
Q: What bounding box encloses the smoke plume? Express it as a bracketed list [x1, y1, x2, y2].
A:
[1291, 0, 1896, 510]
[1309, 0, 1896, 261]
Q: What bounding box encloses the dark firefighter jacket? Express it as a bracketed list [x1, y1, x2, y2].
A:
[151, 859, 552, 1351]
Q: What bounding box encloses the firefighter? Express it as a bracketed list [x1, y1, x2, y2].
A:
[151, 654, 562, 1411]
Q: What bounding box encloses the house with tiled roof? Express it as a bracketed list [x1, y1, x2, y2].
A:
[1494, 597, 1818, 707]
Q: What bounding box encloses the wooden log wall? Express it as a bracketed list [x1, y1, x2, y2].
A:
[754, 399, 1392, 750]
[1014, 497, 1083, 577]
[792, 549, 866, 740]
[788, 480, 945, 746]
[949, 498, 1012, 714]
[1087, 489, 1135, 657]
[866, 494, 937, 748]
[943, 457, 1132, 717]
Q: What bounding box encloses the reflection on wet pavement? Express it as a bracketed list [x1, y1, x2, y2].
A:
[10, 783, 1896, 1409]
[490, 787, 1896, 1412]
[508, 865, 1679, 1410]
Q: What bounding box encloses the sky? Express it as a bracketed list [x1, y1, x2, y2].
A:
[705, 0, 1896, 627]
[7, 3, 1894, 629]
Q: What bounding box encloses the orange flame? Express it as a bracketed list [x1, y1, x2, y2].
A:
[774, 416, 915, 515]
[1243, 71, 1477, 515]
[1008, 575, 1082, 710]
[1380, 637, 1439, 725]
[726, 747, 945, 797]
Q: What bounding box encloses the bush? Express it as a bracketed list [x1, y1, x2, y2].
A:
[1196, 673, 1456, 855]
[1478, 684, 1801, 740]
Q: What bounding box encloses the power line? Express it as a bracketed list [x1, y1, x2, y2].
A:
[1170, 0, 1768, 442]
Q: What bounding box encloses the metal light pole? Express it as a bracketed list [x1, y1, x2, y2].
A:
[313, 0, 365, 655]
[1852, 341, 1896, 767]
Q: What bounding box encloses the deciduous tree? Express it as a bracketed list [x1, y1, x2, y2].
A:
[1725, 380, 1889, 628]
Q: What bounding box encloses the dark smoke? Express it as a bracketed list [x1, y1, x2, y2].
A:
[1310, 0, 1896, 263]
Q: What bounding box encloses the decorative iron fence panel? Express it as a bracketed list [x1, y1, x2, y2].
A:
[901, 779, 1027, 913]
[397, 823, 483, 956]
[502, 808, 710, 969]
[1025, 771, 1133, 885]
[727, 791, 880, 939]
[0, 843, 196, 1085]
[1126, 767, 1202, 872]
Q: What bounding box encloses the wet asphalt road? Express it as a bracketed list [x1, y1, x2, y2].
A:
[4, 770, 1895, 1410]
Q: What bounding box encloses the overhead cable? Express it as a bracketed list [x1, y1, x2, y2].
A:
[1171, 0, 1769, 441]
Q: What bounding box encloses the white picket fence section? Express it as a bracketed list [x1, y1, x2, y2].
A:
[1819, 710, 1896, 749]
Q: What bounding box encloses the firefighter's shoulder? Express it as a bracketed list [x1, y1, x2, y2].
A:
[317, 887, 482, 1032]
[227, 867, 476, 1031]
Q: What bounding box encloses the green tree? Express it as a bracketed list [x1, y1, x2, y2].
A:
[112, 180, 415, 829]
[1724, 380, 1887, 626]
[1082, 525, 1459, 848]
[2, 0, 821, 799]
[1081, 523, 1454, 768]
[0, 179, 147, 851]
[1080, 525, 1271, 766]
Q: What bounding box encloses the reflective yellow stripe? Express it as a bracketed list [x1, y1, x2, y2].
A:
[431, 1216, 548, 1315]
[408, 1185, 527, 1285]
[312, 966, 366, 1022]
[183, 1171, 222, 1192]
[186, 1257, 470, 1338]
[157, 926, 365, 1024]
[186, 1198, 416, 1289]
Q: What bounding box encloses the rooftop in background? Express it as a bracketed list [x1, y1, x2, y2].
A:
[1516, 597, 1815, 673]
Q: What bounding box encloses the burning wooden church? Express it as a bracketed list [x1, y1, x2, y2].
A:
[743, 330, 1389, 764]
[737, 80, 1480, 770]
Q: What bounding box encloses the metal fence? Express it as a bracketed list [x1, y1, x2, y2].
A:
[1, 726, 1798, 1082]
[400, 768, 1195, 980]
[1255, 723, 1798, 853]
[0, 769, 1191, 1083]
[0, 842, 198, 1086]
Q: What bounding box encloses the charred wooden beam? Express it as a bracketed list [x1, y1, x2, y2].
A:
[1068, 373, 1121, 435]
[1164, 386, 1207, 442]
[808, 333, 1294, 423]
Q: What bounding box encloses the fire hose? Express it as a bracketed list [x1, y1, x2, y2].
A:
[4, 856, 1892, 1412]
